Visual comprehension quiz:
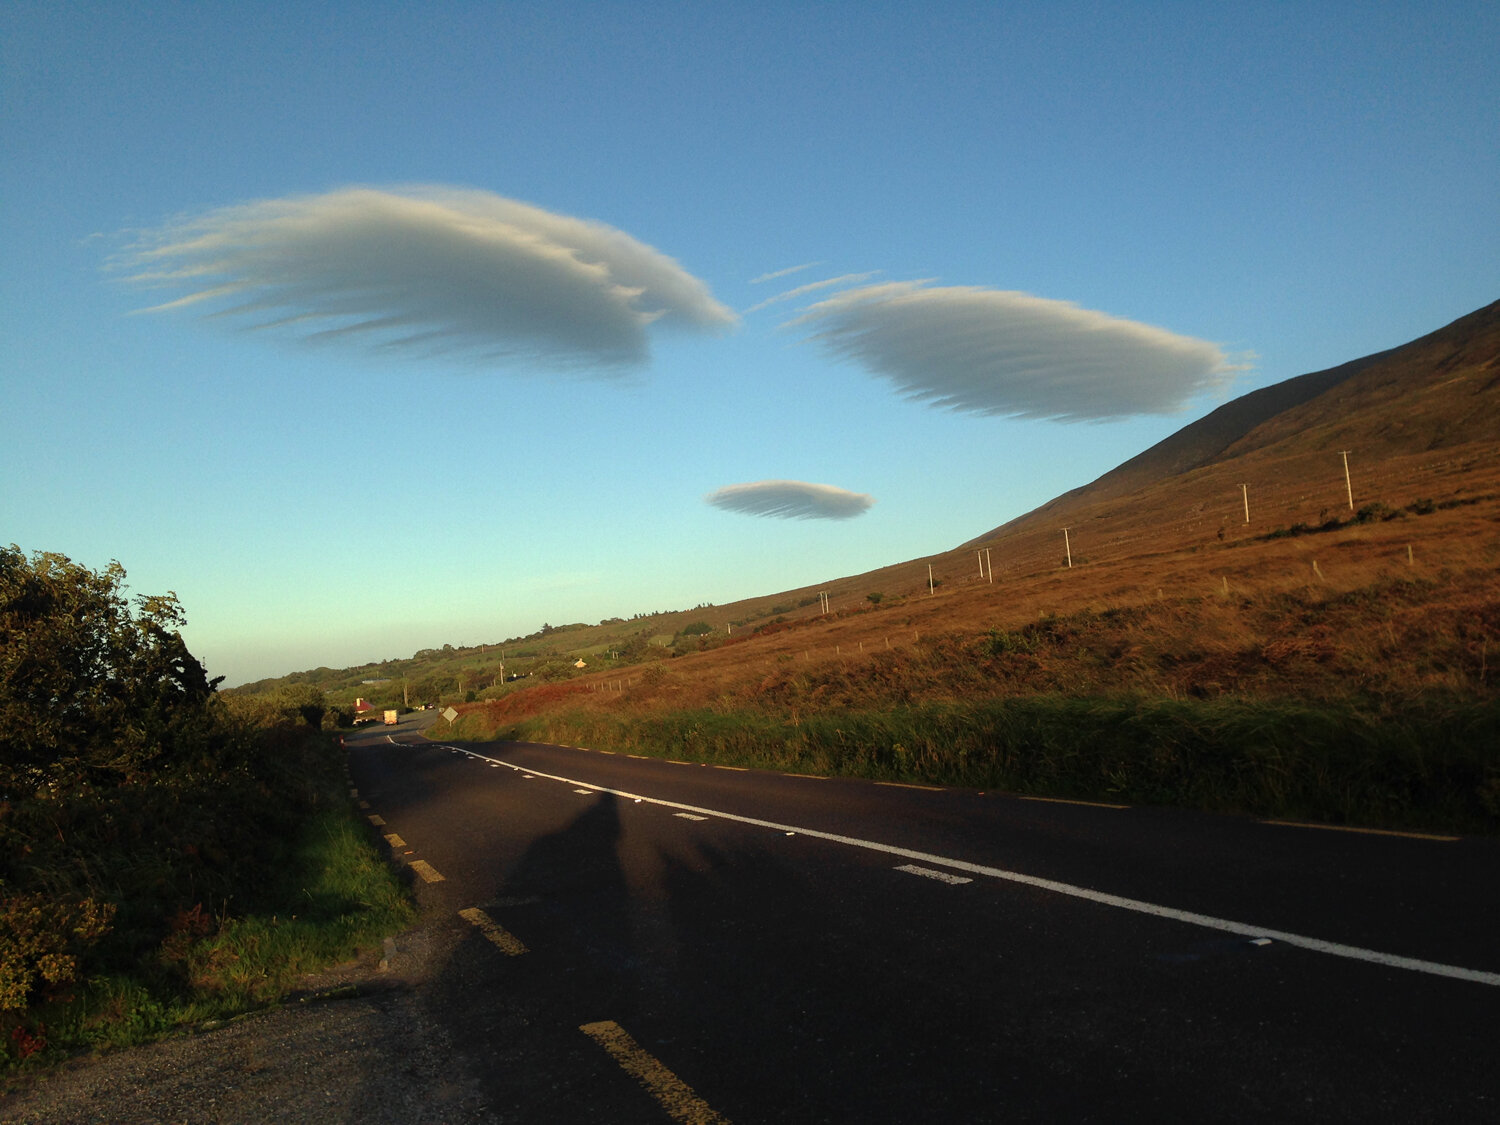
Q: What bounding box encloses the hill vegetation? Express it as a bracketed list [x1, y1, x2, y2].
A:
[238, 300, 1500, 832]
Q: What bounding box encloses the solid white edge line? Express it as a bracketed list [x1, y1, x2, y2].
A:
[423, 744, 1500, 988]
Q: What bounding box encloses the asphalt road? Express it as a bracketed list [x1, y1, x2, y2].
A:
[346, 720, 1500, 1123]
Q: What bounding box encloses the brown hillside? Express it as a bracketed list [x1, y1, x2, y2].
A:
[454, 298, 1500, 728]
[972, 298, 1500, 543]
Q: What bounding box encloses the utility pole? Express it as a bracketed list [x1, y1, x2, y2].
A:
[927, 564, 935, 594]
[1339, 450, 1354, 510]
[1063, 528, 1073, 569]
[985, 547, 993, 583]
[1241, 484, 1250, 524]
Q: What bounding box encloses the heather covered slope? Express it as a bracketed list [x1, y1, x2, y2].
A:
[973, 298, 1500, 543]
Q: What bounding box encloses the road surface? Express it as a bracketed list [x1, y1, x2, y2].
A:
[347, 720, 1500, 1123]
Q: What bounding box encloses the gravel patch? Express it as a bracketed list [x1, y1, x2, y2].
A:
[0, 926, 500, 1125]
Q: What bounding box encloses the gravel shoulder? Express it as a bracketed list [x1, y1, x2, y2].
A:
[0, 918, 504, 1125]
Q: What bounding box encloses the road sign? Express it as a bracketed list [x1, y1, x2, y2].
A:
[442, 706, 459, 723]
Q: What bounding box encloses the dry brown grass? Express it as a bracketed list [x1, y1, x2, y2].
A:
[449, 460, 1498, 734]
[432, 307, 1500, 828]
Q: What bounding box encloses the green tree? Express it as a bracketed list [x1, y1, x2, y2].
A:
[0, 546, 231, 1019]
[0, 546, 220, 795]
[274, 684, 327, 729]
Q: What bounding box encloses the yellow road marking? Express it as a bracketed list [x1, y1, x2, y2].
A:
[1017, 795, 1130, 809]
[875, 781, 943, 792]
[384, 833, 406, 848]
[409, 860, 445, 883]
[1263, 820, 1459, 842]
[458, 907, 528, 955]
[579, 1020, 730, 1124]
[367, 814, 386, 826]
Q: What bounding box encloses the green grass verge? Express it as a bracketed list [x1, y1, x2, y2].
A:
[8, 804, 414, 1066]
[490, 695, 1500, 834]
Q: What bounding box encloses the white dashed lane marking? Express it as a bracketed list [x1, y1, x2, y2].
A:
[896, 864, 974, 885]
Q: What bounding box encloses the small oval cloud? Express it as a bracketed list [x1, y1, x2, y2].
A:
[118, 186, 737, 369]
[706, 480, 875, 521]
[791, 281, 1241, 422]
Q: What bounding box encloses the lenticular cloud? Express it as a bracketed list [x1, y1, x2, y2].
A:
[706, 480, 875, 521]
[120, 186, 737, 369]
[791, 282, 1238, 421]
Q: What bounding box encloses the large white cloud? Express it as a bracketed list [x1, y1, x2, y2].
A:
[706, 480, 875, 521]
[120, 186, 737, 368]
[791, 282, 1239, 421]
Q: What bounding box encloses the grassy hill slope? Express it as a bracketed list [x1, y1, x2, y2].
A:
[236, 299, 1500, 829]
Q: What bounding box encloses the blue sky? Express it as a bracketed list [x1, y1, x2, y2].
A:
[3, 2, 1496, 687]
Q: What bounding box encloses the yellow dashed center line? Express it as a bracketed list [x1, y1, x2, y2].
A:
[409, 860, 445, 883]
[1263, 820, 1459, 842]
[458, 907, 528, 955]
[580, 1020, 730, 1124]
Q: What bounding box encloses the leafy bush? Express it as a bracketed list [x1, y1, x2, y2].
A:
[1, 546, 404, 1065]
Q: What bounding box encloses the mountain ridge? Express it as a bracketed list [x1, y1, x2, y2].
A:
[970, 298, 1500, 545]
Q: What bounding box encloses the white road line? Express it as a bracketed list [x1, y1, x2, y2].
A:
[459, 750, 1500, 987]
[367, 814, 386, 826]
[409, 860, 445, 883]
[1019, 795, 1130, 810]
[1263, 820, 1459, 842]
[675, 813, 709, 822]
[574, 788, 597, 795]
[896, 864, 973, 885]
[384, 833, 407, 848]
